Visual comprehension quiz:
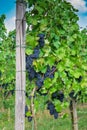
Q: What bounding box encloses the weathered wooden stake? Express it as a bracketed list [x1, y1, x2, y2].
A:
[15, 0, 26, 130]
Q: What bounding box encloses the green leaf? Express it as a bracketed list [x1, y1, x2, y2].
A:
[44, 78, 52, 89]
[53, 41, 60, 49]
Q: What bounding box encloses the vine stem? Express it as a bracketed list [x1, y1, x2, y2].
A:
[31, 87, 37, 130]
[69, 99, 78, 130]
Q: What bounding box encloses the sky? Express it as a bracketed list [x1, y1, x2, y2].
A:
[0, 0, 87, 32]
[67, 0, 87, 28]
[0, 0, 16, 32]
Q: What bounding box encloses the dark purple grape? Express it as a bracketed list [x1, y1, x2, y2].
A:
[47, 101, 54, 110]
[38, 39, 45, 47]
[28, 68, 37, 80]
[52, 92, 58, 99]
[49, 109, 54, 115]
[25, 92, 28, 98]
[57, 91, 64, 102]
[36, 79, 43, 89]
[25, 105, 28, 113]
[32, 47, 40, 58]
[38, 34, 45, 38]
[26, 55, 33, 70]
[38, 34, 45, 47]
[44, 65, 51, 78]
[35, 74, 44, 90]
[52, 91, 64, 102]
[28, 116, 32, 122]
[54, 111, 58, 119]
[49, 74, 54, 79]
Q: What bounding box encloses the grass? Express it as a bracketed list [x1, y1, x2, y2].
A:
[25, 110, 72, 130]
[77, 105, 87, 130]
[0, 94, 87, 130]
[25, 106, 87, 130]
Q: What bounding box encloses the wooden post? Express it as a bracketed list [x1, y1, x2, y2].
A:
[15, 0, 26, 130]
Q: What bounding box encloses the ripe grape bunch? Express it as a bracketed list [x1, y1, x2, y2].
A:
[47, 101, 58, 119]
[26, 34, 56, 92]
[52, 91, 64, 102]
[46, 91, 64, 119]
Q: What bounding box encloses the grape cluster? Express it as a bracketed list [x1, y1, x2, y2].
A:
[46, 91, 64, 119]
[47, 101, 58, 119]
[25, 105, 32, 122]
[28, 116, 32, 122]
[26, 34, 56, 92]
[38, 34, 45, 47]
[26, 34, 45, 82]
[25, 105, 28, 117]
[51, 91, 64, 102]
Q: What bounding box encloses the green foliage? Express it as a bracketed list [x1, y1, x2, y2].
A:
[0, 0, 87, 123]
[0, 15, 15, 94]
[25, 0, 87, 112]
[0, 15, 6, 38]
[0, 37, 15, 82]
